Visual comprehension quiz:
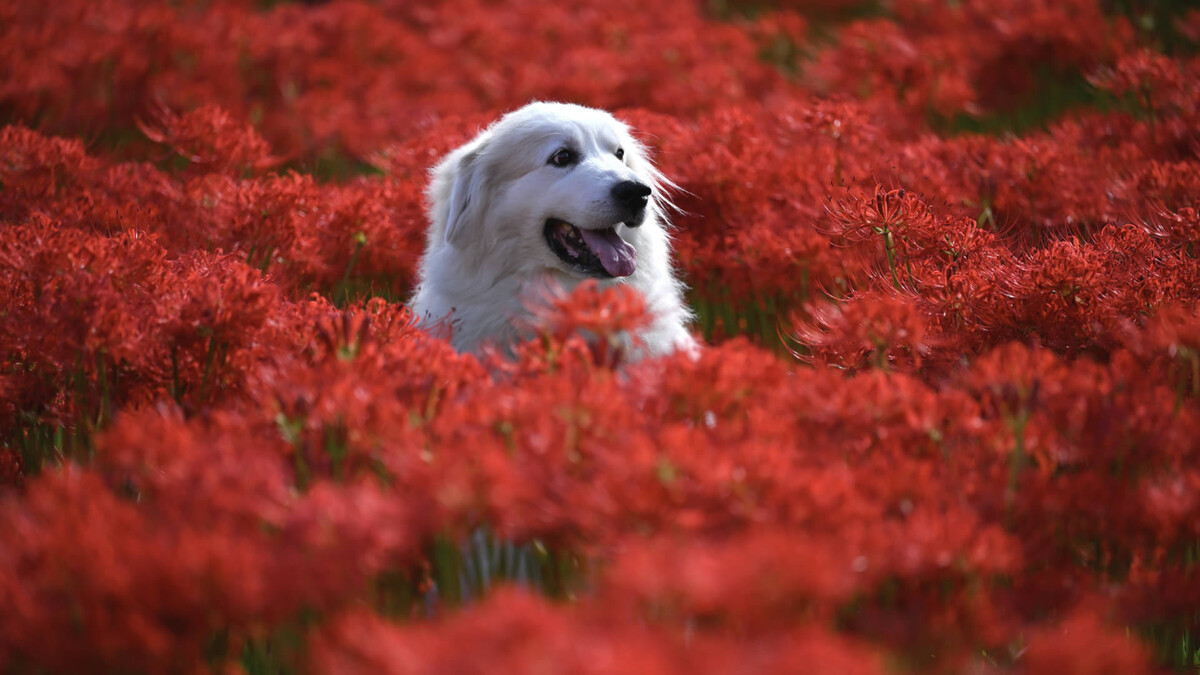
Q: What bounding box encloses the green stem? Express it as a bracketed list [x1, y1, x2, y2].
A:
[883, 228, 901, 289]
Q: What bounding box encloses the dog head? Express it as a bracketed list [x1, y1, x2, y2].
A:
[426, 102, 671, 281]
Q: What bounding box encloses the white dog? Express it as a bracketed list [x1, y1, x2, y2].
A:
[409, 102, 697, 360]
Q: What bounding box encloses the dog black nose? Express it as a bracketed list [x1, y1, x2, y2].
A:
[612, 180, 651, 211]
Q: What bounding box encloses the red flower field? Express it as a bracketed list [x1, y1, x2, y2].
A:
[2, 0, 1200, 672]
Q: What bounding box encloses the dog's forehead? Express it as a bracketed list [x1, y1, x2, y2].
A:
[499, 105, 626, 150]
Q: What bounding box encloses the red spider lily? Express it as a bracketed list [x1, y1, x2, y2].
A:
[309, 587, 886, 675]
[789, 291, 938, 372]
[0, 213, 289, 442]
[1091, 50, 1200, 157]
[138, 104, 284, 175]
[957, 342, 1200, 571]
[501, 279, 653, 370]
[0, 125, 427, 300]
[523, 280, 650, 343]
[0, 126, 98, 204]
[1139, 204, 1200, 249]
[809, 0, 1132, 122]
[0, 464, 423, 673]
[1118, 302, 1200, 404]
[604, 526, 1016, 643]
[1023, 603, 1153, 674]
[819, 185, 966, 300]
[1, 0, 801, 161]
[1127, 161, 1200, 220]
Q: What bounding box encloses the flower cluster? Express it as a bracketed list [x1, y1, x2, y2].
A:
[2, 0, 1199, 673]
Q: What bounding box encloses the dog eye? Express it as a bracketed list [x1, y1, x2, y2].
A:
[615, 147, 625, 160]
[548, 148, 576, 167]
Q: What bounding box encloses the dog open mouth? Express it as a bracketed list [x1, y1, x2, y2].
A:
[544, 218, 637, 278]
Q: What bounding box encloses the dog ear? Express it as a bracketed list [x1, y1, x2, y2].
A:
[443, 146, 488, 248]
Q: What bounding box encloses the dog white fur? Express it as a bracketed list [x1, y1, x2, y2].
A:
[410, 102, 697, 359]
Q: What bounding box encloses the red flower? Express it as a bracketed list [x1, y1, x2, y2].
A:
[138, 104, 282, 175]
[1023, 604, 1152, 675]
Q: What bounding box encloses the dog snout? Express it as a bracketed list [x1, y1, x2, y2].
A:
[611, 180, 651, 213]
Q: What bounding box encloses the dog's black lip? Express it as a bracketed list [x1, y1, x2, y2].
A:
[621, 208, 647, 229]
[544, 218, 614, 278]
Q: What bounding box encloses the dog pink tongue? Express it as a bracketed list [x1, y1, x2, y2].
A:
[580, 227, 636, 277]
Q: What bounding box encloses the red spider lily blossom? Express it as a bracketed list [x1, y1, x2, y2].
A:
[309, 587, 886, 675]
[809, 0, 1133, 123]
[1023, 603, 1153, 674]
[0, 465, 422, 673]
[1117, 302, 1200, 403]
[138, 104, 283, 175]
[790, 291, 938, 372]
[1139, 203, 1200, 248]
[503, 279, 654, 370]
[1091, 50, 1200, 157]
